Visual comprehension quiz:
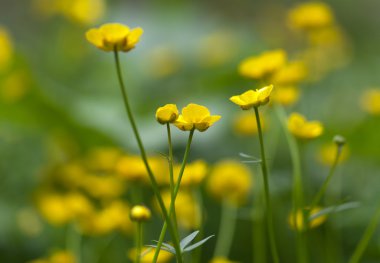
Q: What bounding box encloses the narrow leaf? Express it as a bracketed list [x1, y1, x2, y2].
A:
[183, 235, 215, 252]
[239, 152, 260, 160]
[151, 240, 175, 251]
[180, 230, 199, 250]
[309, 201, 360, 221]
[146, 245, 176, 254]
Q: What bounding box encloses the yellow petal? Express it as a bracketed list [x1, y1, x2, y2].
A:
[124, 27, 144, 51]
[155, 104, 179, 124]
[174, 115, 194, 131]
[257, 84, 274, 105]
[182, 103, 210, 123]
[85, 28, 104, 49]
[99, 23, 130, 47]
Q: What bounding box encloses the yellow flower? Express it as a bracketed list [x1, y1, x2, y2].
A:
[0, 26, 13, 71]
[160, 190, 201, 230]
[288, 207, 327, 231]
[80, 175, 125, 199]
[270, 61, 308, 86]
[317, 143, 349, 166]
[86, 23, 143, 52]
[209, 257, 239, 263]
[49, 250, 76, 263]
[147, 46, 181, 78]
[361, 89, 380, 115]
[288, 112, 323, 139]
[0, 70, 29, 103]
[128, 247, 173, 263]
[156, 104, 179, 124]
[233, 112, 267, 136]
[173, 159, 208, 187]
[36, 193, 73, 225]
[174, 103, 221, 132]
[288, 2, 334, 31]
[238, 49, 286, 79]
[207, 160, 252, 205]
[85, 147, 122, 172]
[230, 85, 273, 110]
[130, 205, 151, 222]
[271, 86, 300, 106]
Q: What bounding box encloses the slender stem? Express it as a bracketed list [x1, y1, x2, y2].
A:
[152, 129, 195, 262]
[135, 222, 142, 263]
[213, 200, 238, 258]
[113, 50, 182, 263]
[192, 188, 204, 263]
[254, 106, 279, 263]
[349, 204, 380, 263]
[309, 145, 343, 212]
[167, 123, 179, 232]
[274, 104, 307, 263]
[66, 224, 82, 263]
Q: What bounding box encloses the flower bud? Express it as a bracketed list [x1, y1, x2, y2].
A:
[333, 135, 346, 147]
[155, 104, 179, 124]
[130, 205, 151, 222]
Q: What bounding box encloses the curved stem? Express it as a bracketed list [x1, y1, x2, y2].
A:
[213, 200, 238, 258]
[152, 129, 195, 262]
[113, 50, 182, 262]
[349, 204, 380, 263]
[254, 106, 280, 263]
[275, 104, 307, 263]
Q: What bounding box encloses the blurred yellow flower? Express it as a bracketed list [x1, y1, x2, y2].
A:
[160, 190, 201, 230]
[207, 160, 252, 205]
[80, 175, 125, 199]
[85, 147, 122, 172]
[317, 143, 349, 166]
[147, 46, 181, 78]
[156, 104, 179, 124]
[33, 0, 105, 25]
[209, 257, 239, 263]
[271, 86, 300, 106]
[288, 207, 327, 231]
[233, 112, 267, 136]
[86, 23, 143, 52]
[0, 26, 13, 71]
[270, 61, 308, 86]
[130, 205, 151, 222]
[173, 159, 208, 187]
[288, 112, 323, 139]
[174, 103, 221, 132]
[0, 70, 29, 103]
[128, 247, 173, 263]
[361, 89, 380, 115]
[230, 85, 273, 110]
[30, 250, 76, 263]
[288, 2, 334, 31]
[238, 49, 286, 79]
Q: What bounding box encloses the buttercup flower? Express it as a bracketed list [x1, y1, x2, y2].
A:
[0, 26, 13, 71]
[288, 2, 334, 31]
[288, 112, 323, 139]
[270, 61, 308, 86]
[85, 23, 143, 52]
[130, 205, 151, 222]
[288, 207, 327, 231]
[238, 49, 286, 79]
[317, 143, 349, 166]
[128, 247, 173, 263]
[209, 257, 239, 263]
[173, 159, 208, 186]
[361, 89, 380, 115]
[230, 85, 273, 110]
[233, 112, 267, 136]
[155, 104, 179, 124]
[271, 86, 300, 106]
[174, 103, 221, 132]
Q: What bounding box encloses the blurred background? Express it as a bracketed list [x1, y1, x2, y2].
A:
[1, 0, 380, 262]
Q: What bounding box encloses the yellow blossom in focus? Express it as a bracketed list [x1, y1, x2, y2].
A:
[288, 112, 323, 139]
[230, 85, 273, 110]
[86, 23, 143, 52]
[173, 159, 208, 187]
[318, 143, 349, 166]
[174, 104, 221, 132]
[271, 86, 300, 106]
[128, 247, 173, 263]
[209, 257, 239, 263]
[361, 89, 380, 115]
[0, 27, 13, 71]
[270, 61, 308, 86]
[130, 205, 151, 222]
[207, 160, 252, 205]
[238, 50, 286, 79]
[288, 2, 334, 31]
[160, 190, 201, 229]
[233, 112, 267, 136]
[288, 207, 327, 231]
[156, 104, 179, 124]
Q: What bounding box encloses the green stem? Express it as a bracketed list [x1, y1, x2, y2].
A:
[309, 145, 342, 213]
[192, 188, 204, 263]
[66, 224, 82, 263]
[167, 123, 179, 232]
[254, 106, 279, 263]
[152, 129, 195, 262]
[349, 204, 380, 263]
[135, 222, 142, 263]
[274, 104, 307, 263]
[213, 200, 238, 258]
[113, 50, 182, 263]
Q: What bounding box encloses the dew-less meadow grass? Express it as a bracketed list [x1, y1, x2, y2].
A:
[1, 0, 380, 262]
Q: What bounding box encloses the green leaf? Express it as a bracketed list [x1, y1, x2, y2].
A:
[309, 201, 360, 221]
[180, 230, 200, 250]
[182, 235, 214, 252]
[146, 245, 176, 254]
